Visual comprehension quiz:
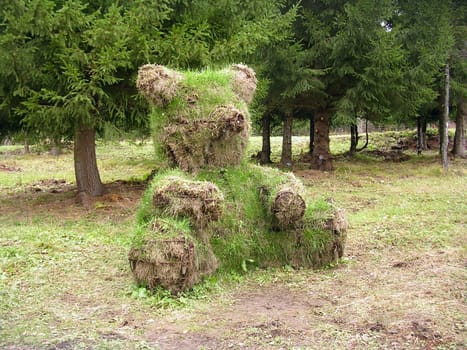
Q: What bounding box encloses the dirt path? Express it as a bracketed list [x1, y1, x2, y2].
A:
[133, 245, 465, 350]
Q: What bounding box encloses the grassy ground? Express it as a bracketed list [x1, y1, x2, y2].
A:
[0, 135, 466, 349]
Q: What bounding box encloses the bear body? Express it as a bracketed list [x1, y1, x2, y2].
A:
[129, 64, 347, 293]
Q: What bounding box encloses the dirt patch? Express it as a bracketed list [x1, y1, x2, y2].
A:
[364, 150, 411, 162]
[0, 163, 21, 172]
[143, 286, 315, 349]
[294, 168, 330, 181]
[0, 180, 145, 221]
[28, 179, 74, 193]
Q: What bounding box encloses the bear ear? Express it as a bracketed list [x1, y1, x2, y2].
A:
[231, 63, 257, 104]
[136, 64, 181, 106]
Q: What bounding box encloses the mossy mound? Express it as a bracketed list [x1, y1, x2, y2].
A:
[130, 64, 348, 294]
[200, 164, 347, 272]
[132, 165, 347, 287]
[139, 65, 254, 172]
[129, 218, 217, 294]
[163, 104, 249, 172]
[231, 63, 257, 104]
[152, 176, 224, 229]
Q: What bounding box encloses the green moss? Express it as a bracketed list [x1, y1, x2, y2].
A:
[150, 108, 169, 168]
[196, 164, 340, 272]
[155, 68, 244, 122]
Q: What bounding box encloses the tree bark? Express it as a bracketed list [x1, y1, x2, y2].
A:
[311, 111, 333, 171]
[23, 138, 30, 154]
[421, 116, 428, 150]
[280, 111, 293, 167]
[74, 127, 104, 200]
[309, 113, 315, 156]
[417, 116, 422, 155]
[50, 139, 62, 156]
[452, 97, 466, 157]
[440, 63, 450, 171]
[356, 119, 369, 151]
[260, 113, 272, 164]
[349, 123, 358, 155]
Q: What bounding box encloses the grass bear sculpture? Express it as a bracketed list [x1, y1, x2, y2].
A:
[129, 64, 348, 294]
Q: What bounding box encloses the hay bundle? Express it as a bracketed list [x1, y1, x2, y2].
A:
[271, 187, 306, 229]
[153, 178, 224, 229]
[163, 105, 249, 172]
[136, 64, 181, 106]
[231, 64, 257, 104]
[128, 220, 218, 293]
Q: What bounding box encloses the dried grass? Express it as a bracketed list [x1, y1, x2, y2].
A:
[128, 220, 218, 293]
[136, 64, 181, 106]
[128, 236, 197, 293]
[163, 105, 250, 172]
[292, 230, 346, 268]
[326, 208, 349, 234]
[271, 187, 306, 229]
[153, 177, 224, 229]
[231, 64, 257, 104]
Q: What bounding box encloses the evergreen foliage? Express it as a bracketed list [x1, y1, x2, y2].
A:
[1, 0, 460, 176]
[0, 0, 295, 195]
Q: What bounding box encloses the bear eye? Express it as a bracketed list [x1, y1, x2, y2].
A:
[235, 112, 244, 124]
[188, 95, 197, 105]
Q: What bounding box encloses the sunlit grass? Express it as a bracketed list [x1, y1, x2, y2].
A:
[0, 141, 157, 190]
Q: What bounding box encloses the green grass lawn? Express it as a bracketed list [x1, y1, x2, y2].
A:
[0, 134, 466, 349]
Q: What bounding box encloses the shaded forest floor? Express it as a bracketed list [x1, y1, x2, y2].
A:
[0, 135, 466, 349]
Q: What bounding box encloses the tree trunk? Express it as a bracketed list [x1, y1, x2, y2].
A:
[260, 113, 272, 164]
[280, 111, 293, 167]
[50, 139, 62, 156]
[74, 127, 104, 201]
[349, 123, 358, 155]
[452, 97, 466, 157]
[23, 138, 30, 154]
[421, 116, 428, 150]
[311, 111, 333, 171]
[440, 63, 450, 171]
[417, 116, 422, 155]
[356, 119, 369, 151]
[309, 113, 315, 156]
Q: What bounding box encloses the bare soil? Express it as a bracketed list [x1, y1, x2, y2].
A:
[0, 163, 22, 172]
[1, 179, 146, 221]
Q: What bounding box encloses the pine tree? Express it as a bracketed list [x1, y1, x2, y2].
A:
[0, 0, 296, 202]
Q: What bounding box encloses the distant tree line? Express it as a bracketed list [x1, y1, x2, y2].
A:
[0, 0, 465, 200]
